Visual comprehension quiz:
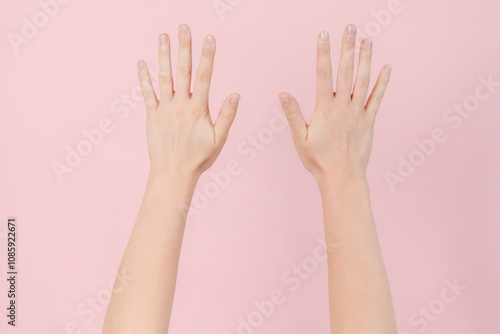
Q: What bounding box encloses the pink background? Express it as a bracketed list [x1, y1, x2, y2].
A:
[1, 0, 499, 333]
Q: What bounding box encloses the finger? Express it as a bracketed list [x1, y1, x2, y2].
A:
[352, 38, 372, 108]
[175, 24, 192, 98]
[137, 60, 158, 112]
[316, 31, 333, 103]
[336, 24, 357, 102]
[214, 94, 240, 146]
[366, 65, 392, 117]
[193, 35, 216, 107]
[158, 33, 173, 101]
[279, 93, 307, 144]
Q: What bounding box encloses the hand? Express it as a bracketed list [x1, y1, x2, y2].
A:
[279, 24, 391, 185]
[137, 24, 240, 181]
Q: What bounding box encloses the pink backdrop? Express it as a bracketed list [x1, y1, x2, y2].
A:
[1, 0, 499, 333]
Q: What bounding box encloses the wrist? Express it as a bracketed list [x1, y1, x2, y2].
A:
[143, 169, 199, 221]
[315, 169, 367, 187]
[147, 168, 199, 194]
[149, 165, 199, 183]
[315, 172, 370, 197]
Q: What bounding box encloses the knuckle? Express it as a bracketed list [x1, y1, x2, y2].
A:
[361, 48, 372, 58]
[217, 109, 235, 124]
[317, 44, 330, 54]
[285, 110, 300, 122]
[202, 46, 216, 56]
[317, 67, 331, 79]
[158, 72, 172, 85]
[373, 93, 383, 105]
[316, 95, 333, 107]
[143, 92, 155, 103]
[222, 111, 236, 122]
[197, 70, 212, 82]
[339, 68, 353, 80]
[342, 39, 356, 51]
[177, 65, 191, 78]
[356, 76, 370, 88]
[158, 45, 169, 54]
[178, 36, 191, 47]
[141, 87, 153, 97]
[140, 80, 153, 91]
[192, 98, 207, 110]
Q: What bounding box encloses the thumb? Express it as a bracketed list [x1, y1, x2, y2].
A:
[279, 92, 307, 143]
[214, 93, 240, 146]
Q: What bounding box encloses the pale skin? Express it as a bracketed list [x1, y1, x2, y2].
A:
[103, 23, 397, 334]
[102, 24, 240, 333]
[279, 24, 398, 333]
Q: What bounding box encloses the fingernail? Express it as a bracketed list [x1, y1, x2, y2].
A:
[159, 34, 168, 45]
[362, 38, 372, 50]
[229, 94, 240, 106]
[137, 60, 146, 71]
[205, 35, 215, 46]
[384, 65, 392, 75]
[179, 24, 189, 36]
[346, 25, 357, 37]
[279, 95, 290, 106]
[319, 31, 329, 44]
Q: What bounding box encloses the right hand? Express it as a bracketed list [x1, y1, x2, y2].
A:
[278, 25, 391, 185]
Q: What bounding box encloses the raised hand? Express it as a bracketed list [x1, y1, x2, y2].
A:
[279, 24, 391, 185]
[278, 25, 398, 334]
[103, 25, 239, 334]
[137, 24, 240, 181]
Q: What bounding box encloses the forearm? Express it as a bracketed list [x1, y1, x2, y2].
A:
[102, 25, 239, 333]
[103, 172, 197, 333]
[319, 176, 397, 334]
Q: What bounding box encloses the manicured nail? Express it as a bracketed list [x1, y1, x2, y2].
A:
[346, 25, 357, 37]
[279, 95, 290, 106]
[159, 34, 168, 45]
[384, 65, 392, 75]
[137, 60, 146, 71]
[319, 31, 329, 44]
[229, 94, 240, 106]
[179, 24, 189, 36]
[362, 38, 372, 50]
[205, 35, 215, 46]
